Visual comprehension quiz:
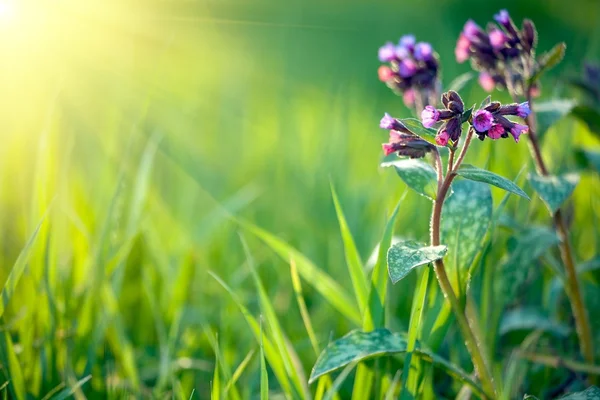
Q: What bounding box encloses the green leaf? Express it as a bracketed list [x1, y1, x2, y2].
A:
[447, 72, 473, 93]
[461, 106, 474, 124]
[535, 99, 576, 139]
[331, 183, 369, 316]
[579, 256, 600, 274]
[480, 95, 491, 109]
[558, 386, 600, 399]
[528, 173, 580, 214]
[571, 105, 600, 137]
[398, 118, 438, 145]
[387, 241, 446, 284]
[309, 329, 486, 398]
[574, 149, 600, 172]
[456, 164, 530, 199]
[584, 282, 600, 358]
[499, 307, 570, 337]
[441, 180, 492, 297]
[381, 159, 438, 200]
[529, 42, 566, 84]
[260, 323, 268, 400]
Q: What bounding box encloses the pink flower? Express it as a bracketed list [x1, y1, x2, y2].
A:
[378, 65, 393, 82]
[399, 59, 417, 78]
[463, 20, 482, 41]
[510, 124, 528, 142]
[414, 42, 433, 61]
[378, 42, 396, 62]
[494, 9, 510, 26]
[403, 89, 415, 107]
[380, 113, 400, 130]
[435, 130, 450, 146]
[382, 143, 396, 156]
[473, 109, 494, 132]
[421, 106, 440, 128]
[478, 72, 496, 92]
[487, 124, 505, 139]
[489, 29, 507, 50]
[399, 34, 416, 50]
[455, 34, 471, 63]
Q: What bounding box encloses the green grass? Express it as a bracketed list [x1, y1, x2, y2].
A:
[0, 0, 599, 398]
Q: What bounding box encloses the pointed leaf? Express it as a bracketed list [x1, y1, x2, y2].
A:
[441, 180, 492, 296]
[480, 95, 491, 109]
[571, 106, 600, 137]
[447, 72, 473, 93]
[528, 173, 579, 214]
[500, 307, 570, 337]
[387, 241, 446, 284]
[398, 118, 437, 145]
[574, 149, 600, 172]
[535, 99, 576, 139]
[456, 164, 530, 199]
[381, 159, 438, 200]
[529, 42, 566, 84]
[558, 386, 600, 399]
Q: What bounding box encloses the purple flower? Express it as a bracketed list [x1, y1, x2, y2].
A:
[399, 59, 417, 78]
[378, 42, 396, 62]
[414, 42, 433, 61]
[463, 20, 482, 41]
[455, 34, 471, 63]
[436, 130, 449, 146]
[516, 102, 531, 118]
[395, 45, 410, 60]
[399, 34, 416, 49]
[489, 29, 507, 50]
[487, 124, 504, 139]
[421, 106, 440, 128]
[510, 124, 528, 142]
[473, 109, 494, 132]
[378, 65, 394, 82]
[380, 113, 400, 130]
[478, 72, 496, 92]
[494, 9, 510, 26]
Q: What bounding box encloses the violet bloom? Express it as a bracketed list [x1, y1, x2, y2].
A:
[489, 29, 507, 50]
[399, 34, 416, 50]
[399, 59, 417, 78]
[473, 109, 494, 132]
[510, 124, 528, 142]
[436, 130, 449, 146]
[378, 42, 396, 62]
[478, 72, 496, 92]
[421, 106, 440, 128]
[378, 65, 394, 82]
[414, 42, 433, 61]
[455, 34, 471, 63]
[403, 88, 415, 107]
[516, 102, 531, 118]
[380, 113, 401, 130]
[395, 45, 410, 60]
[463, 20, 482, 41]
[487, 124, 505, 139]
[494, 9, 510, 26]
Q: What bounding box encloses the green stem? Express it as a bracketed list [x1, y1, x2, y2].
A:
[429, 129, 496, 399]
[522, 89, 595, 366]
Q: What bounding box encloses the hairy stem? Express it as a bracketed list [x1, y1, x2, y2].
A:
[430, 129, 496, 399]
[522, 89, 595, 366]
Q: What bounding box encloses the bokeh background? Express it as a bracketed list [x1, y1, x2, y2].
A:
[0, 0, 599, 398]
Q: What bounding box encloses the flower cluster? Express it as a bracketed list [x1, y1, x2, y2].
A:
[380, 113, 435, 158]
[378, 35, 440, 108]
[471, 101, 530, 142]
[420, 91, 466, 146]
[455, 10, 538, 94]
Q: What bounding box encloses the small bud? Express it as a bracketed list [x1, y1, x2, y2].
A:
[521, 19, 537, 52]
[464, 20, 483, 41]
[510, 124, 528, 142]
[421, 105, 440, 128]
[473, 109, 494, 132]
[436, 130, 450, 146]
[378, 65, 394, 82]
[380, 113, 400, 130]
[447, 90, 464, 108]
[414, 42, 434, 61]
[378, 42, 396, 62]
[489, 28, 507, 50]
[399, 59, 418, 78]
[494, 9, 510, 26]
[484, 101, 501, 112]
[516, 102, 531, 118]
[445, 117, 462, 141]
[382, 143, 397, 156]
[395, 45, 410, 60]
[455, 34, 471, 63]
[487, 123, 505, 139]
[399, 34, 416, 50]
[441, 92, 450, 108]
[403, 88, 416, 108]
[478, 72, 496, 92]
[448, 101, 464, 114]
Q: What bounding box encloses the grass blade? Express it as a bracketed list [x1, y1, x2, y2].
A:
[260, 320, 268, 400]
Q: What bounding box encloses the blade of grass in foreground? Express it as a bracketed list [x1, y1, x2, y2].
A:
[240, 221, 361, 324]
[260, 320, 269, 400]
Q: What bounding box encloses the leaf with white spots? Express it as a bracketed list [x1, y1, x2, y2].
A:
[558, 386, 600, 399]
[457, 164, 530, 199]
[528, 173, 579, 214]
[441, 180, 492, 297]
[381, 159, 438, 200]
[535, 99, 576, 139]
[387, 241, 447, 284]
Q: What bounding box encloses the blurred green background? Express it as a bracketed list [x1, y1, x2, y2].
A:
[0, 0, 599, 398]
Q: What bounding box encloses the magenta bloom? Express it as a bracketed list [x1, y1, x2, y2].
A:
[487, 124, 505, 139]
[414, 42, 433, 61]
[478, 72, 496, 92]
[421, 106, 440, 128]
[378, 65, 393, 82]
[510, 124, 528, 142]
[399, 59, 417, 78]
[395, 45, 410, 60]
[473, 110, 494, 132]
[435, 130, 450, 146]
[403, 88, 415, 107]
[455, 34, 471, 63]
[494, 9, 510, 26]
[399, 34, 416, 49]
[380, 113, 400, 130]
[463, 20, 482, 41]
[489, 29, 507, 50]
[382, 143, 396, 156]
[516, 102, 531, 118]
[378, 42, 396, 62]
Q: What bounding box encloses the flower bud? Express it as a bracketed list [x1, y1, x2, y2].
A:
[487, 123, 505, 139]
[478, 72, 496, 92]
[445, 117, 462, 141]
[378, 65, 394, 82]
[421, 106, 440, 128]
[378, 42, 396, 62]
[484, 101, 501, 112]
[521, 19, 537, 52]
